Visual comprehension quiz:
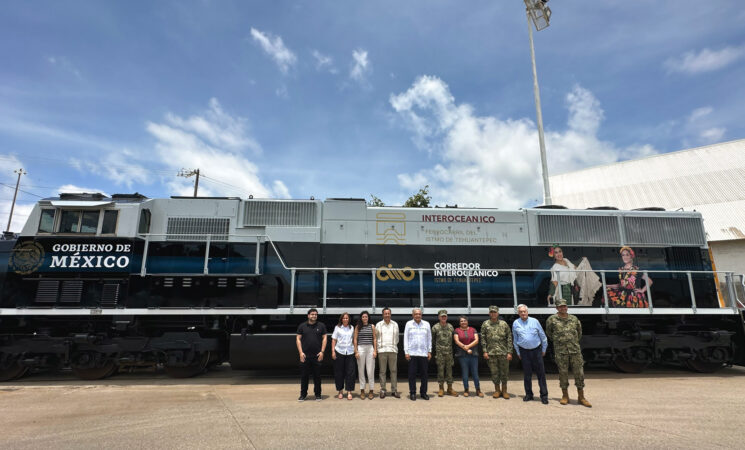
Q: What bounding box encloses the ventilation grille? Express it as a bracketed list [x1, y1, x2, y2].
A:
[166, 217, 230, 241]
[624, 216, 705, 246]
[217, 278, 228, 288]
[537, 214, 620, 245]
[163, 277, 174, 288]
[243, 201, 317, 227]
[182, 277, 192, 288]
[60, 280, 83, 303]
[35, 280, 59, 303]
[100, 284, 120, 307]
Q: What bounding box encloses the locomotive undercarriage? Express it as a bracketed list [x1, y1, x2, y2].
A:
[0, 316, 226, 381]
[0, 313, 739, 381]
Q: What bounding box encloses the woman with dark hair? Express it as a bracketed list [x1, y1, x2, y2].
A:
[548, 245, 578, 305]
[454, 315, 483, 397]
[607, 246, 652, 308]
[332, 312, 355, 400]
[354, 310, 377, 399]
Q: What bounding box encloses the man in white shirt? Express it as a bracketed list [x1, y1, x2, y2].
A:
[376, 307, 400, 399]
[404, 308, 432, 401]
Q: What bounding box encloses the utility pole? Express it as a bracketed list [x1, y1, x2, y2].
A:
[5, 168, 27, 233]
[178, 168, 200, 197]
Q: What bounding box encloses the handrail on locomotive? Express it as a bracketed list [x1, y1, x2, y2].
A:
[137, 232, 744, 316]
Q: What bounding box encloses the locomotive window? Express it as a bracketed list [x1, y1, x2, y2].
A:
[38, 209, 55, 233]
[81, 211, 99, 233]
[101, 210, 119, 234]
[138, 209, 151, 234]
[58, 210, 100, 233]
[59, 210, 82, 233]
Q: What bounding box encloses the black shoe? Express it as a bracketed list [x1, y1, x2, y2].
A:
[298, 395, 306, 402]
[421, 393, 430, 400]
[380, 391, 386, 399]
[315, 395, 322, 401]
[409, 394, 416, 401]
[393, 392, 401, 399]
[541, 397, 549, 404]
[523, 395, 534, 402]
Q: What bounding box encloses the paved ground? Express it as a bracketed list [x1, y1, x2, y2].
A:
[1, 366, 744, 449]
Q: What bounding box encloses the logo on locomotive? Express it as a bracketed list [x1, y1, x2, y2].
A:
[10, 241, 45, 275]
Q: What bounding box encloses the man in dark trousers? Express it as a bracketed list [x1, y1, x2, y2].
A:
[296, 308, 327, 401]
[512, 304, 549, 404]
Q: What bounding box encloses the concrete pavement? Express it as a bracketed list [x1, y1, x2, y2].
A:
[1, 366, 744, 449]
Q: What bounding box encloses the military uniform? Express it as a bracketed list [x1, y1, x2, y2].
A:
[431, 310, 457, 397]
[480, 305, 512, 398]
[545, 298, 591, 407]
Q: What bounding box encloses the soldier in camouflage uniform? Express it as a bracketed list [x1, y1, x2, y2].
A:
[545, 298, 592, 407]
[480, 305, 513, 399]
[431, 310, 458, 397]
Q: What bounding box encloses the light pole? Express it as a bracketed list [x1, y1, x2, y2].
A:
[5, 168, 27, 233]
[178, 168, 200, 197]
[524, 0, 552, 205]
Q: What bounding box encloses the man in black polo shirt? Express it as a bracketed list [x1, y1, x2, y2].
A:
[296, 308, 327, 401]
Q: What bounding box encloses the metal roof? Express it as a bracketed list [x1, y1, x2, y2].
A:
[550, 138, 745, 241]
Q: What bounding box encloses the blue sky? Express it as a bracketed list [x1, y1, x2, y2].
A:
[2, 1, 744, 230]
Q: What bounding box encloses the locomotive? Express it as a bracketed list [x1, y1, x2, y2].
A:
[1, 192, 743, 380]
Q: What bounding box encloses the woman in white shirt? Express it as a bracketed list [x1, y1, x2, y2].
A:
[548, 245, 578, 305]
[332, 312, 355, 400]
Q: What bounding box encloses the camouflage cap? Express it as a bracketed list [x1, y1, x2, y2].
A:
[488, 305, 499, 313]
[554, 298, 567, 306]
[438, 309, 448, 317]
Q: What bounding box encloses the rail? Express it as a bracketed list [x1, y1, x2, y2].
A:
[132, 233, 744, 316]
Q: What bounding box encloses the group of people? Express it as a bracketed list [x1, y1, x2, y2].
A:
[295, 302, 591, 408]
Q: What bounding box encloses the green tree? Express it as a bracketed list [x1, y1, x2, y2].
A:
[368, 194, 385, 207]
[403, 185, 431, 208]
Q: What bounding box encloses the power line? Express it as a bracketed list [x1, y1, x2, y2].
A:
[0, 183, 44, 198]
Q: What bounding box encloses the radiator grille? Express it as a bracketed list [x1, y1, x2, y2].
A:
[623, 216, 705, 246]
[35, 280, 59, 303]
[243, 201, 317, 227]
[537, 214, 620, 245]
[166, 217, 230, 241]
[100, 284, 120, 307]
[60, 280, 83, 303]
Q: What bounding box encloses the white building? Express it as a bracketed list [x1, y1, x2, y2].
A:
[550, 138, 745, 276]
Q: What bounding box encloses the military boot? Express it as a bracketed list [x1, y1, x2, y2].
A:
[447, 383, 459, 397]
[492, 382, 501, 398]
[577, 389, 592, 408]
[560, 388, 569, 405]
[501, 383, 510, 399]
[438, 383, 445, 397]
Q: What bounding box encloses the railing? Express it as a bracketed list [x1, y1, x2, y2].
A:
[134, 233, 743, 316]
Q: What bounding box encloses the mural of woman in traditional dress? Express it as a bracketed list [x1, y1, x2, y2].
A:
[547, 245, 602, 306]
[606, 246, 653, 308]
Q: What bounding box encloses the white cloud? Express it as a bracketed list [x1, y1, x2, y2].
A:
[250, 28, 297, 74]
[688, 106, 713, 122]
[71, 150, 151, 190]
[700, 127, 726, 143]
[146, 98, 288, 199]
[665, 45, 745, 74]
[350, 49, 371, 83]
[46, 55, 83, 80]
[311, 50, 337, 73]
[390, 77, 657, 208]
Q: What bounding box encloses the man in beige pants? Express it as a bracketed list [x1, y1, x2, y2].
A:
[376, 307, 400, 398]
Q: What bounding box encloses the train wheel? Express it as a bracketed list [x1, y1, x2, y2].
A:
[685, 359, 723, 373]
[71, 353, 118, 380]
[164, 352, 209, 378]
[611, 356, 648, 373]
[0, 361, 27, 381]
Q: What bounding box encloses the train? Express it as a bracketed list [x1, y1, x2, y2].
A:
[1, 192, 744, 380]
